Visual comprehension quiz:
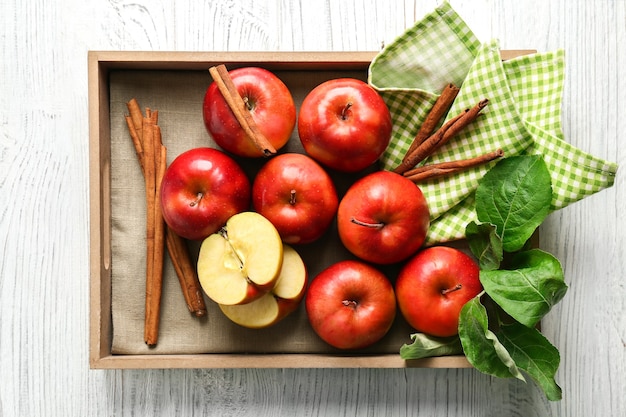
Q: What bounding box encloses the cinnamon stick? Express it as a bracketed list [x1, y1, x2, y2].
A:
[141, 118, 161, 346]
[145, 138, 167, 346]
[438, 99, 488, 145]
[394, 110, 466, 174]
[142, 120, 157, 336]
[127, 98, 144, 140]
[165, 228, 207, 317]
[124, 99, 207, 346]
[403, 83, 459, 159]
[208, 64, 276, 156]
[404, 149, 504, 183]
[125, 100, 207, 319]
[394, 99, 489, 175]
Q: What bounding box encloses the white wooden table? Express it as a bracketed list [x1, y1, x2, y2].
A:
[1, 1, 624, 415]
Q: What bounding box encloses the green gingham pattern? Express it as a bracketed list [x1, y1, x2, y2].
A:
[413, 40, 534, 218]
[370, 1, 480, 171]
[368, 2, 618, 245]
[504, 51, 565, 140]
[526, 121, 618, 209]
[424, 48, 569, 244]
[370, 2, 480, 92]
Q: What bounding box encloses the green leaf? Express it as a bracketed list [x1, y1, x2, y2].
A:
[480, 249, 568, 328]
[400, 333, 463, 360]
[465, 221, 503, 270]
[458, 296, 525, 380]
[497, 322, 562, 401]
[475, 155, 552, 252]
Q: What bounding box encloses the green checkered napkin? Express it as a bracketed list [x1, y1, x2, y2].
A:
[368, 2, 618, 245]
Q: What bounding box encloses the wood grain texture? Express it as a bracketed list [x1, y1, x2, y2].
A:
[1, 0, 624, 416]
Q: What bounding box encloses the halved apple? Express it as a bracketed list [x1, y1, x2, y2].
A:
[219, 244, 308, 328]
[197, 211, 283, 305]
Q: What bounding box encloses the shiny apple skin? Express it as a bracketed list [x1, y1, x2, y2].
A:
[297, 78, 392, 173]
[203, 67, 296, 158]
[336, 170, 429, 265]
[305, 260, 396, 350]
[395, 246, 483, 337]
[252, 153, 339, 245]
[160, 147, 251, 241]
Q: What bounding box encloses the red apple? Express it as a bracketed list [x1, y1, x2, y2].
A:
[297, 78, 392, 173]
[336, 170, 429, 264]
[395, 246, 483, 337]
[203, 66, 296, 158]
[252, 153, 338, 244]
[305, 260, 396, 350]
[160, 147, 251, 241]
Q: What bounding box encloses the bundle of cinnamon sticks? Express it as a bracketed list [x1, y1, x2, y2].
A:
[125, 99, 207, 347]
[394, 83, 503, 181]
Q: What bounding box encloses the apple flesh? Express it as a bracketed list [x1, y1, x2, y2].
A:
[160, 147, 251, 241]
[219, 245, 308, 328]
[203, 66, 296, 158]
[252, 153, 339, 244]
[305, 260, 396, 350]
[197, 211, 283, 306]
[298, 78, 392, 173]
[395, 246, 482, 337]
[337, 170, 430, 264]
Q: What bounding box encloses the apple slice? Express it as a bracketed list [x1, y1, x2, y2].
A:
[219, 244, 308, 328]
[197, 211, 283, 305]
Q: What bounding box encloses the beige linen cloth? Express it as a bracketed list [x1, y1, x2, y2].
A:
[109, 69, 413, 355]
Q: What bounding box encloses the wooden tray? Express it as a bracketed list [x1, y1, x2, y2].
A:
[88, 50, 531, 369]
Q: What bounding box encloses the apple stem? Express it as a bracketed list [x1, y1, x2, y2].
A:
[342, 299, 358, 310]
[341, 102, 353, 120]
[289, 189, 297, 205]
[441, 284, 462, 295]
[350, 217, 384, 230]
[243, 96, 252, 111]
[189, 192, 203, 207]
